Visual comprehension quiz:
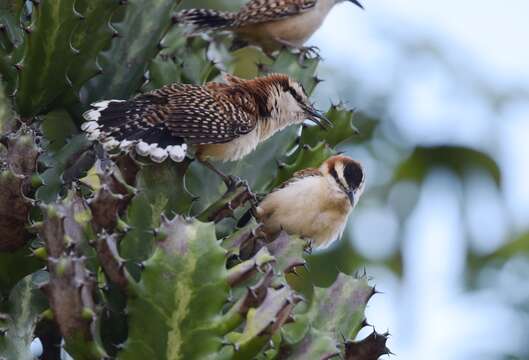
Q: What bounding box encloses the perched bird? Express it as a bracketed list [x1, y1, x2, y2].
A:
[255, 155, 365, 249]
[175, 0, 364, 54]
[81, 73, 330, 165]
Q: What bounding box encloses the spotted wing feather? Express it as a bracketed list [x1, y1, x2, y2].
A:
[81, 82, 258, 162]
[274, 168, 322, 191]
[158, 83, 257, 145]
[234, 0, 317, 27]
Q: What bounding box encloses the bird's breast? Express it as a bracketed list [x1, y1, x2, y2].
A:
[196, 129, 260, 162]
[257, 175, 352, 248]
[236, 0, 335, 47]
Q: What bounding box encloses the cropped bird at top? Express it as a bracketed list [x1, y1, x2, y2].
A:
[175, 0, 364, 54]
[81, 73, 330, 165]
[255, 155, 365, 249]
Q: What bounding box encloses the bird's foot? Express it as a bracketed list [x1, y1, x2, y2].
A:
[297, 45, 321, 64]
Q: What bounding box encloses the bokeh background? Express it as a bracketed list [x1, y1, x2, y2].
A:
[180, 1, 529, 358]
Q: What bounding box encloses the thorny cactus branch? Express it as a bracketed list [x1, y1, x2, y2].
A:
[95, 232, 130, 291]
[198, 180, 258, 223]
[39, 192, 105, 359]
[0, 129, 39, 251]
[88, 159, 136, 232]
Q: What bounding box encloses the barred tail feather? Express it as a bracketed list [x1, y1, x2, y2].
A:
[175, 9, 235, 32]
[81, 99, 187, 163]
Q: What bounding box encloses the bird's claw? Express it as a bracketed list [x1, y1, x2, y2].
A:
[297, 45, 321, 64]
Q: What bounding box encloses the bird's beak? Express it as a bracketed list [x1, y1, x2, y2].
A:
[347, 190, 355, 205]
[348, 0, 364, 9]
[304, 105, 333, 129]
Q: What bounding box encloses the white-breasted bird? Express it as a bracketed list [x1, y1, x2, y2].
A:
[255, 155, 365, 249]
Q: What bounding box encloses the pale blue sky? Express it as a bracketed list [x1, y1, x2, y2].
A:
[310, 1, 529, 358]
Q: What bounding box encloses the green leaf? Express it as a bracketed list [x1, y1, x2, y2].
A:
[143, 56, 183, 91]
[394, 145, 502, 186]
[299, 105, 359, 148]
[226, 47, 272, 80]
[143, 34, 220, 92]
[272, 142, 335, 188]
[0, 271, 49, 360]
[36, 134, 92, 203]
[180, 37, 221, 85]
[0, 245, 43, 298]
[118, 216, 229, 360]
[469, 231, 529, 267]
[265, 50, 320, 94]
[40, 110, 78, 151]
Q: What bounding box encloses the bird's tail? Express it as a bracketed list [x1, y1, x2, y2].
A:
[81, 98, 187, 163]
[174, 8, 236, 32]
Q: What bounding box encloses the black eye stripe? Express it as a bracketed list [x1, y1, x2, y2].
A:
[288, 88, 303, 103]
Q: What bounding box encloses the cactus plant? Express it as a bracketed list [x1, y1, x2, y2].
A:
[0, 1, 389, 359]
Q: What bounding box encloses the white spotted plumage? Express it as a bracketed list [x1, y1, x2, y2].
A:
[81, 73, 327, 164]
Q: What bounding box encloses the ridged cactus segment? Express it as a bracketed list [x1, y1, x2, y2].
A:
[40, 192, 106, 360]
[0, 129, 39, 251]
[82, 0, 183, 105]
[0, 272, 48, 360]
[88, 159, 136, 232]
[0, 80, 10, 132]
[66, 0, 122, 93]
[0, 1, 25, 49]
[280, 273, 374, 359]
[299, 105, 360, 148]
[180, 37, 221, 85]
[266, 232, 309, 274]
[16, 0, 84, 116]
[226, 247, 275, 287]
[0, 1, 26, 95]
[144, 55, 183, 91]
[136, 160, 194, 217]
[118, 216, 229, 360]
[36, 134, 92, 203]
[227, 286, 302, 360]
[198, 181, 256, 224]
[119, 160, 194, 271]
[308, 274, 372, 339]
[344, 330, 391, 360]
[263, 50, 320, 95]
[272, 142, 335, 188]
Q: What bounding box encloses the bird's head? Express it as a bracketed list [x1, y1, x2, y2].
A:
[247, 74, 332, 129]
[320, 155, 365, 206]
